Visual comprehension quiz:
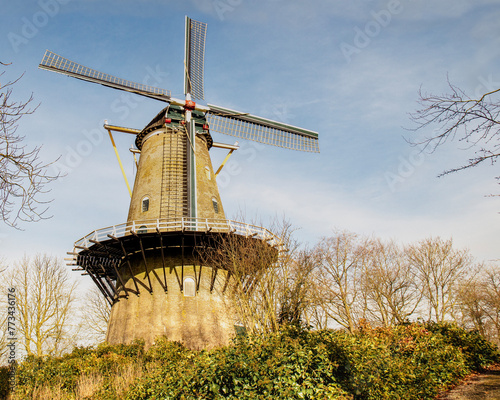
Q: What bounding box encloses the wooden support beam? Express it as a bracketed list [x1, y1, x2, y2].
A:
[138, 236, 153, 292]
[107, 129, 133, 198]
[88, 270, 114, 306]
[210, 266, 218, 293]
[157, 229, 170, 293]
[197, 265, 202, 292]
[222, 271, 232, 293]
[97, 261, 118, 298]
[92, 237, 131, 299]
[104, 275, 118, 297]
[109, 234, 141, 295]
[103, 123, 141, 135]
[151, 269, 167, 292]
[212, 141, 239, 150]
[215, 148, 236, 177]
[111, 260, 130, 298]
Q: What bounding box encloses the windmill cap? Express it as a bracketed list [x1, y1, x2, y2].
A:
[135, 106, 212, 150]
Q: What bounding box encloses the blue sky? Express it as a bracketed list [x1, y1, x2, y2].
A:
[1, 0, 499, 269]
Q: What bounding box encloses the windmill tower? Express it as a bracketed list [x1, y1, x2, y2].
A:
[39, 17, 319, 350]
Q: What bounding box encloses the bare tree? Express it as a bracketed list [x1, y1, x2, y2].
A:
[407, 237, 474, 323]
[313, 231, 369, 333]
[204, 230, 278, 334]
[276, 247, 317, 328]
[0, 63, 59, 228]
[7, 254, 78, 356]
[79, 286, 111, 344]
[455, 264, 500, 344]
[362, 239, 421, 327]
[481, 266, 500, 344]
[471, 266, 500, 344]
[456, 274, 489, 336]
[409, 79, 500, 185]
[201, 219, 314, 334]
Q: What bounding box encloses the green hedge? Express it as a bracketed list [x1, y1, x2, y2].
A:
[7, 323, 499, 400]
[126, 329, 350, 399]
[318, 324, 471, 399]
[425, 322, 500, 371]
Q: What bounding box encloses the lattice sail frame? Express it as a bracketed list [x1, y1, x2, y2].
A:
[38, 18, 319, 153]
[184, 17, 207, 100]
[207, 105, 320, 153]
[39, 50, 172, 102]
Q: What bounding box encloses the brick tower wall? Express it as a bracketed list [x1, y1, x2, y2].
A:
[127, 127, 225, 222]
[105, 251, 235, 350]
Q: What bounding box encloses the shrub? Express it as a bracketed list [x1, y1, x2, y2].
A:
[0, 366, 11, 399]
[126, 329, 350, 399]
[315, 324, 469, 399]
[425, 322, 500, 370]
[13, 341, 146, 400]
[8, 323, 499, 400]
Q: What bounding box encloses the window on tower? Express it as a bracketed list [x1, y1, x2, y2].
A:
[142, 197, 149, 212]
[212, 198, 219, 214]
[183, 277, 196, 297]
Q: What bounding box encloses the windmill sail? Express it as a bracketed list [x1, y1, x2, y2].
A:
[39, 50, 172, 102]
[206, 104, 319, 152]
[184, 17, 207, 100]
[39, 16, 319, 153]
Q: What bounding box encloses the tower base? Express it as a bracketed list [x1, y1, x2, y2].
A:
[106, 252, 235, 350]
[70, 221, 283, 350]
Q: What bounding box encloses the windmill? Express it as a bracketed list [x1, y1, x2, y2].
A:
[39, 17, 319, 349]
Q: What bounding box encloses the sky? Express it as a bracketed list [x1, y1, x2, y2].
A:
[1, 0, 499, 277]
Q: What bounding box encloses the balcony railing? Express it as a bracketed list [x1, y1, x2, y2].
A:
[73, 217, 284, 251]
